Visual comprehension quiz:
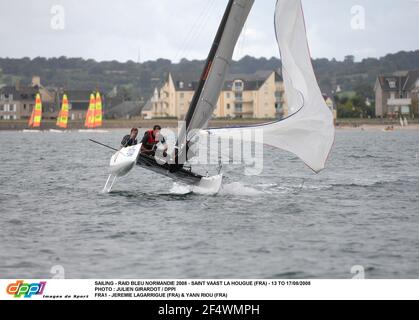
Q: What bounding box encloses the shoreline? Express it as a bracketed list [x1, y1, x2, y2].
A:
[1, 119, 418, 131]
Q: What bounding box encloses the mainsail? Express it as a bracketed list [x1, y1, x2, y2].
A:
[85, 93, 96, 129]
[207, 0, 335, 173]
[176, 0, 255, 162]
[56, 94, 69, 129]
[94, 92, 103, 128]
[84, 92, 102, 129]
[28, 93, 42, 128]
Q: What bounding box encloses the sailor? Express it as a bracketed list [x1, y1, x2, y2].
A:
[121, 128, 139, 148]
[140, 125, 168, 157]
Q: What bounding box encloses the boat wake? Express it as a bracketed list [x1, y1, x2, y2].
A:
[171, 180, 331, 197]
[169, 181, 263, 196]
[170, 183, 193, 195]
[220, 182, 264, 196]
[170, 182, 223, 196]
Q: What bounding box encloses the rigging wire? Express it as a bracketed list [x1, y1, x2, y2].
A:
[180, 0, 219, 61]
[235, 20, 248, 61]
[174, 2, 211, 62]
[174, 0, 217, 62]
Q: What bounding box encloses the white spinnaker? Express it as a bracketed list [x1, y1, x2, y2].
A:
[207, 0, 335, 173]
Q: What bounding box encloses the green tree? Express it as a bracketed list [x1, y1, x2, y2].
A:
[338, 100, 356, 118]
[337, 95, 373, 118]
[353, 83, 374, 100]
[118, 86, 133, 101]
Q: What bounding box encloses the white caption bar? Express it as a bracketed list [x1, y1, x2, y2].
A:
[1, 279, 419, 300]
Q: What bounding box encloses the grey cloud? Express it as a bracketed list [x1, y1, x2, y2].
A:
[0, 0, 417, 62]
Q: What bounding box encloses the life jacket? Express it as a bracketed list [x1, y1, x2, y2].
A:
[143, 130, 158, 150]
[146, 130, 158, 145]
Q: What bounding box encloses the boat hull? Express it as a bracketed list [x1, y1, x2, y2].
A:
[104, 144, 223, 194]
[137, 155, 223, 193]
[109, 144, 142, 177]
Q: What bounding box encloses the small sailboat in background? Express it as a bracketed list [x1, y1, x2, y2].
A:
[94, 92, 103, 128]
[79, 92, 107, 133]
[83, 93, 96, 130]
[57, 94, 69, 129]
[50, 94, 69, 133]
[383, 125, 395, 132]
[23, 93, 43, 133]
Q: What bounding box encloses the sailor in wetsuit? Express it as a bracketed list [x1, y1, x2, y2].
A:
[121, 128, 139, 148]
[140, 125, 168, 157]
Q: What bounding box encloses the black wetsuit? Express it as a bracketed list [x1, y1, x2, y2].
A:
[121, 135, 138, 147]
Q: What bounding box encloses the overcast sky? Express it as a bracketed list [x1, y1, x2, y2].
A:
[0, 0, 418, 63]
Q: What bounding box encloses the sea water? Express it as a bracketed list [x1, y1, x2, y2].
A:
[0, 129, 418, 278]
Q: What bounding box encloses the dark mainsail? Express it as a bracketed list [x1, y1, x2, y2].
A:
[183, 0, 235, 133]
[173, 0, 255, 169]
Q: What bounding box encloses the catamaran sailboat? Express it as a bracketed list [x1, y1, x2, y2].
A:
[23, 93, 43, 133]
[50, 93, 69, 133]
[79, 92, 107, 133]
[103, 0, 335, 193]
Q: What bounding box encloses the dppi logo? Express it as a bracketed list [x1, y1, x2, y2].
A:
[6, 280, 46, 298]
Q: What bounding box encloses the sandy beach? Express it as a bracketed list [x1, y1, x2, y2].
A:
[1, 119, 419, 131]
[336, 124, 419, 131]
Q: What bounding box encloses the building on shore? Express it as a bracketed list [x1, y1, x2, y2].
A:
[106, 101, 144, 119]
[141, 100, 154, 120]
[0, 85, 37, 120]
[374, 70, 419, 118]
[0, 77, 56, 120]
[0, 76, 105, 121]
[56, 89, 99, 121]
[322, 93, 337, 121]
[142, 70, 288, 120]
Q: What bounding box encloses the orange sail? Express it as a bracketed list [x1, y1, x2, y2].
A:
[84, 93, 96, 128]
[56, 94, 69, 129]
[28, 93, 42, 128]
[93, 92, 103, 128]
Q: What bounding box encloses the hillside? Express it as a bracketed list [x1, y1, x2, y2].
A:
[1, 50, 418, 101]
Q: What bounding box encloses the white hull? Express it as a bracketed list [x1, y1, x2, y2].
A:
[109, 144, 142, 177]
[103, 144, 142, 193]
[22, 129, 42, 133]
[103, 143, 223, 194]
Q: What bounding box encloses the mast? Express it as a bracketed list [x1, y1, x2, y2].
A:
[173, 0, 254, 168]
[183, 0, 235, 133]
